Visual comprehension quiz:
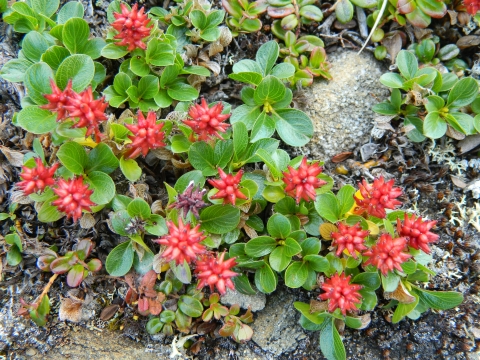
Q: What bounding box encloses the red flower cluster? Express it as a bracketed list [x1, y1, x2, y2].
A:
[319, 272, 362, 315]
[184, 99, 230, 141]
[331, 222, 369, 259]
[17, 158, 59, 195]
[397, 214, 439, 254]
[282, 157, 327, 203]
[464, 0, 480, 15]
[124, 111, 166, 159]
[208, 168, 247, 205]
[354, 176, 402, 218]
[112, 4, 153, 51]
[363, 234, 411, 275]
[195, 251, 238, 295]
[52, 177, 96, 222]
[41, 79, 108, 143]
[155, 218, 206, 264]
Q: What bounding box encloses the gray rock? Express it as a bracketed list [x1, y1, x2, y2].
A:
[301, 49, 390, 162]
[251, 288, 306, 358]
[220, 288, 267, 312]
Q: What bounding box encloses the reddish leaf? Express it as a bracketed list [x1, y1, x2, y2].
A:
[137, 297, 150, 315]
[267, 5, 295, 18]
[219, 320, 237, 337]
[148, 298, 163, 316]
[67, 264, 86, 287]
[331, 152, 353, 163]
[76, 239, 94, 260]
[51, 254, 78, 274]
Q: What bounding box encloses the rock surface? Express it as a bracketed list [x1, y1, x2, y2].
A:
[221, 288, 267, 312]
[250, 288, 306, 358]
[302, 49, 390, 162]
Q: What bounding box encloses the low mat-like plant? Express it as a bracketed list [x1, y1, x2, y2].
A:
[0, 1, 468, 359]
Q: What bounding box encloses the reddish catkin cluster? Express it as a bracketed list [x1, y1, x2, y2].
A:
[155, 218, 207, 265]
[169, 182, 207, 218]
[282, 157, 327, 203]
[156, 220, 238, 294]
[331, 222, 369, 259]
[397, 214, 439, 254]
[41, 79, 108, 143]
[354, 176, 402, 218]
[464, 0, 480, 15]
[319, 272, 363, 315]
[208, 168, 247, 205]
[17, 158, 59, 195]
[195, 252, 238, 295]
[184, 99, 231, 141]
[112, 4, 153, 51]
[52, 177, 96, 222]
[124, 111, 166, 159]
[363, 234, 412, 275]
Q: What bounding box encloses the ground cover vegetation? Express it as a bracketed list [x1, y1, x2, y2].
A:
[0, 0, 478, 358]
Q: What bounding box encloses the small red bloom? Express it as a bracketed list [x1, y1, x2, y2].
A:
[282, 157, 327, 203]
[208, 168, 247, 205]
[363, 233, 411, 275]
[64, 86, 108, 143]
[331, 222, 369, 259]
[52, 177, 95, 222]
[397, 214, 439, 254]
[41, 79, 74, 120]
[464, 0, 480, 15]
[354, 176, 402, 219]
[17, 158, 59, 195]
[319, 272, 362, 315]
[124, 111, 166, 159]
[112, 4, 153, 52]
[184, 99, 230, 141]
[195, 251, 238, 295]
[155, 218, 206, 265]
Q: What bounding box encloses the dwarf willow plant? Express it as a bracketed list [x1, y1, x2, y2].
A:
[373, 50, 480, 142]
[0, 1, 465, 359]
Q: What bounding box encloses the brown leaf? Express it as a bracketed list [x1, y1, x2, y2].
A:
[331, 152, 353, 163]
[310, 299, 329, 313]
[457, 35, 480, 50]
[382, 31, 403, 64]
[79, 213, 96, 229]
[0, 146, 24, 167]
[218, 26, 232, 47]
[197, 322, 217, 335]
[458, 134, 480, 154]
[10, 190, 33, 205]
[446, 125, 466, 140]
[243, 225, 258, 239]
[350, 313, 371, 329]
[100, 304, 120, 321]
[450, 175, 467, 189]
[150, 148, 173, 161]
[151, 200, 164, 215]
[147, 298, 163, 315]
[384, 281, 416, 304]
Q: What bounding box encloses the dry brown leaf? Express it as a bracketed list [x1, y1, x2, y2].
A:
[446, 126, 466, 140]
[450, 175, 468, 189]
[384, 281, 416, 304]
[59, 291, 85, 323]
[10, 190, 33, 205]
[243, 225, 258, 239]
[458, 134, 480, 154]
[219, 26, 232, 47]
[100, 304, 119, 321]
[310, 299, 329, 313]
[331, 152, 353, 163]
[382, 31, 403, 64]
[200, 61, 221, 76]
[457, 35, 480, 49]
[150, 148, 173, 161]
[80, 213, 96, 229]
[151, 200, 164, 215]
[0, 146, 24, 167]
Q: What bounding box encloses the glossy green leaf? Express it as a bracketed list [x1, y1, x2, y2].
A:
[106, 241, 134, 276]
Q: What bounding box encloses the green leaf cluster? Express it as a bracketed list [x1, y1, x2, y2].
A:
[373, 50, 479, 141]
